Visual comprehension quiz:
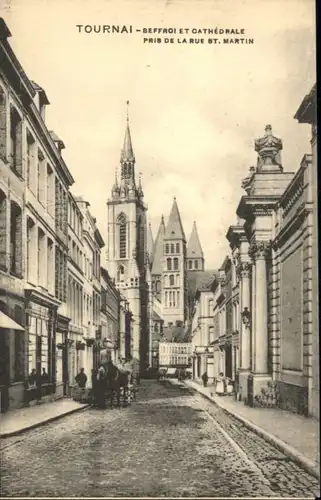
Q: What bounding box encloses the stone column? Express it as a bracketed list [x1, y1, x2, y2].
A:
[253, 242, 269, 374]
[247, 241, 272, 406]
[240, 262, 251, 370]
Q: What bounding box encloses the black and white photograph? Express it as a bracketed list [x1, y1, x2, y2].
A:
[0, 0, 319, 498]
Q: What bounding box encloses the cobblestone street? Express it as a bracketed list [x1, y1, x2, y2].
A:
[1, 381, 319, 498]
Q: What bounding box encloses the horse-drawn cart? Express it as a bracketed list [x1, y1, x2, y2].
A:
[91, 351, 137, 409]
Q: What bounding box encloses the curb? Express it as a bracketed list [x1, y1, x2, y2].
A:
[0, 404, 90, 438]
[184, 381, 320, 481]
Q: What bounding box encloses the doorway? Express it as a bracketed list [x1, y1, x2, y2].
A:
[225, 343, 232, 379]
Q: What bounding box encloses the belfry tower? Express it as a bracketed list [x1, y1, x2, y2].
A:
[106, 102, 150, 371]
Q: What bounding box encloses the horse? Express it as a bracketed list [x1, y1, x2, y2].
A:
[103, 361, 131, 408]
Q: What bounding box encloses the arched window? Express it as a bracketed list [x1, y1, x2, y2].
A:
[118, 213, 127, 259]
[165, 244, 169, 254]
[208, 299, 214, 316]
[169, 274, 175, 286]
[171, 243, 175, 254]
[165, 291, 168, 307]
[177, 290, 180, 307]
[156, 280, 161, 294]
[167, 258, 172, 270]
[176, 243, 180, 253]
[117, 265, 125, 282]
[174, 258, 179, 270]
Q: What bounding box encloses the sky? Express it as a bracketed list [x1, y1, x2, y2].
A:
[1, 0, 316, 269]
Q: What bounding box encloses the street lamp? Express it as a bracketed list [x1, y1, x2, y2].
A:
[241, 307, 251, 329]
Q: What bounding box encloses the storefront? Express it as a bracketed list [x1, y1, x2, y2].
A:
[0, 302, 25, 413]
[56, 314, 70, 398]
[24, 290, 60, 405]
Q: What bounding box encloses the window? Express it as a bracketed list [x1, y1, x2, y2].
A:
[177, 290, 180, 307]
[118, 214, 127, 258]
[165, 244, 169, 254]
[38, 228, 46, 287]
[169, 274, 175, 286]
[208, 326, 214, 344]
[167, 258, 172, 271]
[176, 243, 180, 253]
[26, 132, 35, 189]
[10, 107, 22, 176]
[171, 243, 175, 254]
[47, 238, 54, 295]
[176, 274, 180, 286]
[194, 260, 199, 269]
[117, 265, 125, 282]
[208, 299, 214, 317]
[10, 202, 22, 276]
[156, 280, 161, 294]
[46, 165, 54, 216]
[174, 258, 179, 270]
[188, 260, 192, 270]
[0, 190, 7, 271]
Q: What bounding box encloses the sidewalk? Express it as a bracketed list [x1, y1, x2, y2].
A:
[0, 398, 89, 438]
[174, 379, 320, 480]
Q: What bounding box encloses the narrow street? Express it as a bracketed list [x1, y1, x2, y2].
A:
[1, 381, 319, 498]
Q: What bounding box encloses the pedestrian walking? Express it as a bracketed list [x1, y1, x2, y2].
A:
[75, 368, 87, 388]
[215, 372, 226, 395]
[201, 371, 208, 387]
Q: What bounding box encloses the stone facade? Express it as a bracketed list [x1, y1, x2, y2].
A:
[159, 342, 193, 368]
[0, 19, 135, 412]
[227, 88, 319, 419]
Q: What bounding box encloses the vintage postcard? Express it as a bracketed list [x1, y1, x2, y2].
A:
[0, 0, 318, 498]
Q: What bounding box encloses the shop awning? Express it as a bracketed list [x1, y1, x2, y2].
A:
[0, 311, 24, 331]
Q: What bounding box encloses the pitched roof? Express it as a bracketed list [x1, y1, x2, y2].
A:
[121, 121, 135, 163]
[164, 198, 185, 241]
[151, 216, 165, 275]
[187, 269, 218, 301]
[187, 221, 203, 259]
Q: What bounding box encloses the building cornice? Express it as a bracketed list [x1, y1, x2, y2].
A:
[237, 195, 280, 220]
[226, 224, 246, 249]
[294, 84, 317, 124]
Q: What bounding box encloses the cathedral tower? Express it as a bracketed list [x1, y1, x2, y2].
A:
[187, 221, 204, 271]
[162, 198, 187, 326]
[106, 104, 149, 371]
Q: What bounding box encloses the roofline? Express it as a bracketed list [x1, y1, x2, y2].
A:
[0, 20, 74, 187]
[94, 228, 105, 248]
[294, 84, 317, 124]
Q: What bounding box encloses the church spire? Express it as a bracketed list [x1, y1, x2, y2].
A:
[151, 215, 165, 275]
[187, 221, 204, 259]
[164, 197, 185, 241]
[121, 100, 135, 164]
[120, 101, 136, 186]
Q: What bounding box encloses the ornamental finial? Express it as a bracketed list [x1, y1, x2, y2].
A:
[254, 124, 283, 171]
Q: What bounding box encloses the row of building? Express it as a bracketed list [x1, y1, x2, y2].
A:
[191, 87, 318, 420]
[0, 19, 134, 412]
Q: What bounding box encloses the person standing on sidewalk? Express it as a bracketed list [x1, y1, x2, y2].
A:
[75, 368, 87, 388]
[201, 371, 208, 388]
